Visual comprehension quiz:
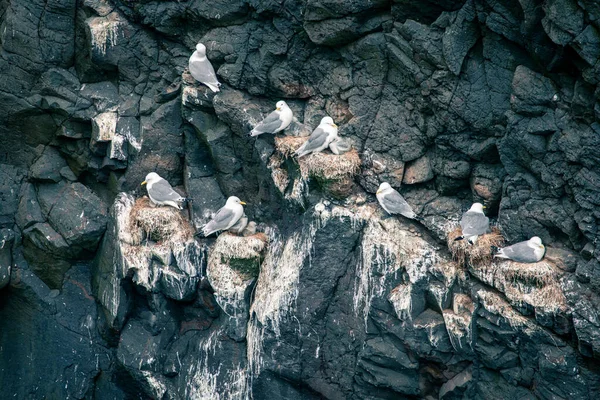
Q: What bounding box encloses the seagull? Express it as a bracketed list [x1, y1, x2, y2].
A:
[189, 43, 221, 92]
[294, 116, 338, 158]
[202, 196, 246, 236]
[376, 182, 417, 219]
[494, 236, 546, 263]
[329, 136, 352, 155]
[141, 172, 189, 210]
[250, 101, 293, 136]
[454, 203, 490, 244]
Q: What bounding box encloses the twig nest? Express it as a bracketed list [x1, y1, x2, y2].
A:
[129, 197, 193, 245]
[271, 136, 361, 200]
[470, 259, 567, 315]
[447, 227, 505, 267]
[210, 232, 269, 280]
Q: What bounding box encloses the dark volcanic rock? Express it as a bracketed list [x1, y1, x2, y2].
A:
[1, 0, 600, 398]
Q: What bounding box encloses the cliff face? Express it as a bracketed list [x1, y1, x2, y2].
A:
[1, 0, 600, 398]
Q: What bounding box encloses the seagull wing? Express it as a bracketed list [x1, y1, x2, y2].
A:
[149, 179, 184, 202]
[253, 110, 283, 134]
[460, 211, 489, 236]
[296, 126, 329, 156]
[190, 57, 220, 88]
[382, 190, 416, 218]
[498, 241, 539, 263]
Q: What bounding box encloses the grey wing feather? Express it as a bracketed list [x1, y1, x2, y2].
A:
[301, 128, 328, 153]
[254, 111, 283, 133]
[460, 212, 489, 236]
[211, 206, 236, 228]
[190, 59, 218, 84]
[383, 191, 416, 218]
[150, 179, 183, 202]
[499, 242, 537, 262]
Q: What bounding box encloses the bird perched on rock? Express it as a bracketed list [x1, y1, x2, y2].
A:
[141, 172, 189, 210]
[455, 203, 489, 244]
[494, 236, 545, 263]
[189, 43, 221, 92]
[295, 116, 338, 158]
[202, 196, 246, 236]
[376, 182, 417, 219]
[250, 101, 293, 137]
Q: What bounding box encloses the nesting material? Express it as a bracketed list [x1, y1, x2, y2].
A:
[447, 227, 505, 267]
[210, 232, 269, 280]
[129, 197, 193, 245]
[274, 136, 306, 157]
[471, 259, 567, 313]
[272, 136, 361, 200]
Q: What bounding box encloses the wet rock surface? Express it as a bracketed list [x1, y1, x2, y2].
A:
[0, 0, 600, 398]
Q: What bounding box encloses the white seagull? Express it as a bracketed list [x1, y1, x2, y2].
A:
[494, 236, 546, 263]
[250, 101, 293, 137]
[141, 172, 189, 210]
[376, 182, 417, 219]
[189, 43, 221, 93]
[455, 203, 490, 244]
[202, 196, 246, 236]
[295, 116, 338, 158]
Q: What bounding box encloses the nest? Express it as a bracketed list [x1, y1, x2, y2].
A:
[211, 232, 269, 279]
[447, 227, 505, 267]
[129, 197, 193, 245]
[275, 136, 306, 157]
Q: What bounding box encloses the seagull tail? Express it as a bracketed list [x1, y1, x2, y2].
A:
[202, 220, 220, 237]
[492, 246, 506, 258]
[250, 129, 263, 137]
[205, 82, 220, 93]
[295, 145, 308, 158]
[454, 236, 465, 241]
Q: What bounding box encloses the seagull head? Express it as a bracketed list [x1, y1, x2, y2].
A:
[376, 182, 392, 195]
[195, 43, 206, 55]
[142, 172, 161, 186]
[529, 236, 544, 248]
[227, 196, 247, 206]
[275, 100, 287, 111]
[470, 202, 486, 213]
[320, 116, 337, 129]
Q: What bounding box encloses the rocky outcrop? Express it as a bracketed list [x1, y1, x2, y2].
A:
[1, 0, 600, 398]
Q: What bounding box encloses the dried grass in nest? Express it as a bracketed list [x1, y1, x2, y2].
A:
[274, 136, 306, 157]
[214, 232, 269, 261]
[129, 197, 193, 245]
[447, 227, 505, 267]
[299, 149, 361, 181]
[503, 261, 559, 289]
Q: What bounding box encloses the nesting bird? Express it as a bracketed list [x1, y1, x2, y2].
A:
[455, 203, 490, 244]
[189, 43, 221, 92]
[228, 214, 248, 235]
[250, 101, 293, 136]
[295, 116, 338, 158]
[494, 236, 546, 263]
[202, 196, 246, 237]
[141, 172, 189, 210]
[328, 136, 352, 155]
[376, 182, 417, 219]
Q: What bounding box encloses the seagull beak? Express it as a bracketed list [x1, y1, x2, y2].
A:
[141, 181, 147, 186]
[482, 206, 487, 209]
[276, 107, 281, 111]
[332, 123, 338, 128]
[539, 244, 544, 249]
[240, 201, 247, 205]
[376, 189, 381, 194]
